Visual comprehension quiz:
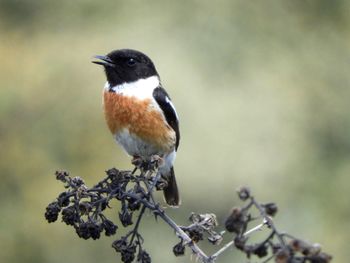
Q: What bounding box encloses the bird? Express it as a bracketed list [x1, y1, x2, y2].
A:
[92, 49, 180, 206]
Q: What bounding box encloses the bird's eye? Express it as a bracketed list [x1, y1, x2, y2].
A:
[126, 58, 136, 67]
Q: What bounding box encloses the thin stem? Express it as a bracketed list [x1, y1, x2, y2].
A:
[250, 196, 286, 247]
[130, 205, 147, 244]
[261, 254, 275, 263]
[209, 220, 267, 261]
[243, 220, 267, 237]
[129, 169, 160, 245]
[121, 185, 210, 261]
[154, 208, 211, 263]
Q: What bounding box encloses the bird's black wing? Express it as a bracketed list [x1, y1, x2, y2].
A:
[153, 86, 180, 150]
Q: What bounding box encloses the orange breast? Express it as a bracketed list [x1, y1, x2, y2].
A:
[103, 91, 175, 151]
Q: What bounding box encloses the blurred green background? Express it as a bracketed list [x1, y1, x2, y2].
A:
[1, 0, 349, 262]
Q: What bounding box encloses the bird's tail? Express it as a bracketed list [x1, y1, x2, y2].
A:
[163, 167, 180, 206]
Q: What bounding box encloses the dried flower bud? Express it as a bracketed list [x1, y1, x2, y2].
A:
[58, 192, 70, 207]
[62, 206, 78, 226]
[137, 250, 151, 263]
[234, 236, 247, 250]
[55, 170, 69, 182]
[272, 243, 282, 254]
[189, 213, 201, 223]
[72, 176, 85, 187]
[225, 207, 247, 234]
[98, 199, 108, 211]
[106, 168, 120, 178]
[119, 210, 133, 227]
[173, 241, 185, 256]
[45, 201, 61, 223]
[121, 244, 136, 263]
[188, 227, 204, 243]
[252, 243, 268, 258]
[275, 248, 290, 263]
[309, 252, 332, 263]
[75, 222, 90, 239]
[127, 192, 142, 211]
[103, 219, 118, 236]
[237, 186, 251, 201]
[263, 203, 278, 217]
[289, 239, 311, 255]
[79, 201, 92, 215]
[309, 243, 322, 256]
[112, 238, 128, 253]
[87, 222, 102, 240]
[75, 221, 102, 240]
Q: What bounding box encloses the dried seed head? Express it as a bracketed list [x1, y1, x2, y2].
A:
[103, 219, 118, 236]
[119, 210, 133, 227]
[263, 203, 278, 217]
[45, 201, 61, 223]
[137, 250, 151, 263]
[237, 186, 251, 201]
[188, 226, 204, 243]
[289, 239, 311, 254]
[252, 243, 268, 258]
[234, 236, 247, 250]
[87, 222, 102, 240]
[62, 206, 78, 226]
[309, 252, 332, 263]
[75, 222, 90, 240]
[57, 192, 70, 207]
[78, 201, 92, 215]
[75, 221, 102, 240]
[71, 176, 85, 188]
[55, 170, 69, 182]
[225, 207, 247, 234]
[121, 244, 136, 263]
[112, 238, 128, 253]
[173, 241, 185, 256]
[275, 248, 290, 263]
[106, 168, 120, 178]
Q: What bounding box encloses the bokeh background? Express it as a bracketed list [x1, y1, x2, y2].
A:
[1, 0, 349, 262]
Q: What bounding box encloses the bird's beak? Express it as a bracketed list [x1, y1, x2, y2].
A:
[92, 55, 115, 67]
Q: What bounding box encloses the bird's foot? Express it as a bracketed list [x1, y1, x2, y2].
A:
[150, 155, 164, 167]
[131, 155, 143, 168]
[131, 155, 164, 171]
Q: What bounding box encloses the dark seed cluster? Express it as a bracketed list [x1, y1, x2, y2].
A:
[45, 166, 332, 263]
[173, 241, 185, 256]
[45, 162, 161, 263]
[224, 187, 333, 263]
[45, 201, 61, 223]
[172, 213, 223, 257]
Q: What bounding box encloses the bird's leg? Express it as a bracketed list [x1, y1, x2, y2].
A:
[147, 155, 165, 190]
[131, 155, 143, 168]
[150, 154, 164, 168]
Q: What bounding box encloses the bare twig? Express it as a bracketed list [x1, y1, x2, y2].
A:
[209, 220, 267, 261]
[45, 165, 333, 263]
[250, 196, 286, 247]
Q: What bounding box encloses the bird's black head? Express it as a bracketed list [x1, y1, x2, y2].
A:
[92, 49, 159, 87]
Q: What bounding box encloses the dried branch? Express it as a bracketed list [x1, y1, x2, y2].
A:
[44, 162, 332, 263]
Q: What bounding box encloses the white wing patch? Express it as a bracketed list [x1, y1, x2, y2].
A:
[165, 95, 179, 120]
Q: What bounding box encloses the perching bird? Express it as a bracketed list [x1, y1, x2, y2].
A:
[93, 49, 180, 206]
